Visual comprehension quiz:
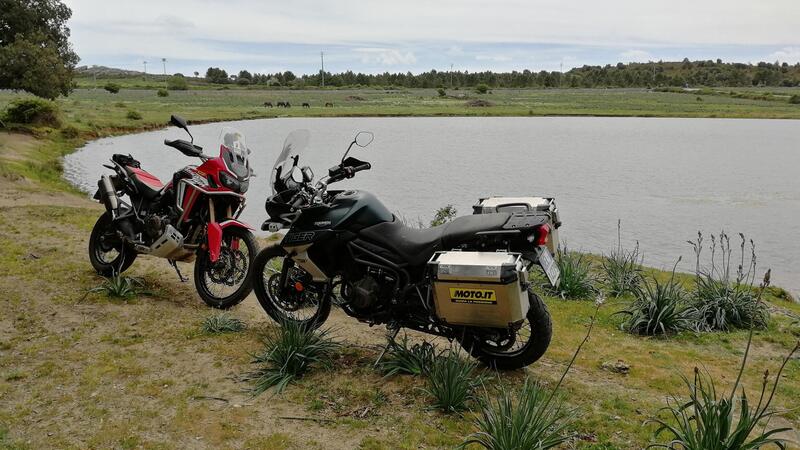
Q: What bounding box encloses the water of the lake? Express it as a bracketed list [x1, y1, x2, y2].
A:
[64, 117, 800, 296]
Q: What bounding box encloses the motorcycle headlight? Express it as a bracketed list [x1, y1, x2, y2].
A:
[218, 171, 241, 192]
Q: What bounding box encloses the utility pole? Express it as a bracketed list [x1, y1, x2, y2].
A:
[450, 63, 453, 88]
[162, 58, 167, 89]
[320, 51, 325, 88]
[559, 60, 563, 88]
[143, 60, 148, 81]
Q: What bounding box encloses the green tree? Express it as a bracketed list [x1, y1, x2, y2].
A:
[205, 67, 228, 84]
[0, 0, 80, 99]
[475, 83, 488, 94]
[166, 74, 188, 90]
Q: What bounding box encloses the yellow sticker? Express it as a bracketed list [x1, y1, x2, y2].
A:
[449, 288, 497, 304]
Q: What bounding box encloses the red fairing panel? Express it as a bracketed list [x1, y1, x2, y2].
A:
[206, 220, 253, 262]
[128, 167, 163, 188]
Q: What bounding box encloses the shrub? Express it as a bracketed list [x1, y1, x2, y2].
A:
[649, 272, 798, 449]
[156, 89, 169, 97]
[437, 87, 446, 97]
[601, 220, 643, 297]
[166, 75, 188, 90]
[431, 204, 457, 226]
[104, 83, 121, 94]
[60, 125, 80, 139]
[423, 349, 487, 413]
[244, 321, 338, 395]
[377, 334, 437, 377]
[788, 94, 800, 104]
[126, 110, 142, 120]
[463, 379, 574, 450]
[475, 84, 489, 94]
[84, 275, 151, 300]
[3, 98, 61, 127]
[201, 312, 245, 334]
[619, 260, 699, 335]
[549, 246, 596, 299]
[689, 232, 769, 331]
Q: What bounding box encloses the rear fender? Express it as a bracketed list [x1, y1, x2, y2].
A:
[207, 219, 253, 262]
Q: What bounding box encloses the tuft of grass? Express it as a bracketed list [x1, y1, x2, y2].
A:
[689, 232, 769, 331]
[549, 245, 596, 299]
[125, 110, 142, 120]
[244, 321, 338, 395]
[649, 272, 798, 449]
[463, 379, 574, 450]
[201, 312, 245, 334]
[377, 334, 437, 377]
[422, 349, 487, 413]
[83, 274, 151, 300]
[601, 220, 643, 297]
[619, 259, 699, 336]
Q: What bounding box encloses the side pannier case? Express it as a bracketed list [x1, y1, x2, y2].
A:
[428, 251, 529, 328]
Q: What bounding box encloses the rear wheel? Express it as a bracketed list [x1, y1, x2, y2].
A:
[252, 245, 331, 330]
[457, 290, 552, 370]
[88, 212, 137, 277]
[193, 227, 258, 309]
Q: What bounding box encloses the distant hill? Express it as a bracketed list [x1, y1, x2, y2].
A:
[75, 65, 145, 77]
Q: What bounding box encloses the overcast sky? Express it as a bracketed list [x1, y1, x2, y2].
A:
[64, 0, 800, 76]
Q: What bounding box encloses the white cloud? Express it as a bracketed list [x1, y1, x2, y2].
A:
[767, 47, 800, 64]
[476, 55, 513, 62]
[354, 48, 417, 65]
[620, 49, 653, 62]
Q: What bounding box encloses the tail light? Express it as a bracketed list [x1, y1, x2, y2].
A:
[534, 224, 550, 247]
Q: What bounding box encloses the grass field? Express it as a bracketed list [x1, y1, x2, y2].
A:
[1, 87, 800, 449]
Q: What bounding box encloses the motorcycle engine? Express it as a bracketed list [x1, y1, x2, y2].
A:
[144, 214, 169, 241]
[347, 268, 396, 310]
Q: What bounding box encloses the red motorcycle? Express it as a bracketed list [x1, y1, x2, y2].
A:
[89, 115, 258, 308]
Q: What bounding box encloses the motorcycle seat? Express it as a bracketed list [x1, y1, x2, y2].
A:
[359, 213, 511, 267]
[126, 166, 164, 200]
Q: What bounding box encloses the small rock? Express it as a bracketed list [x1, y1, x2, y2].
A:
[601, 360, 631, 375]
[233, 404, 241, 408]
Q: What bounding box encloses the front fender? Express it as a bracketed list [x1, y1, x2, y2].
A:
[207, 219, 254, 262]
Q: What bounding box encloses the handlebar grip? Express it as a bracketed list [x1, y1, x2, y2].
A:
[354, 163, 371, 172]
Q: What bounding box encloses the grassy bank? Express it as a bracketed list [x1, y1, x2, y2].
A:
[1, 91, 799, 449]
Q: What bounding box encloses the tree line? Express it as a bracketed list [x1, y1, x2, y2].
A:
[205, 59, 800, 89]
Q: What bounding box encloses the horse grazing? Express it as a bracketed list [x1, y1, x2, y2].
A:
[302, 102, 310, 108]
[276, 101, 285, 107]
[263, 102, 273, 108]
[325, 102, 334, 107]
[284, 102, 291, 108]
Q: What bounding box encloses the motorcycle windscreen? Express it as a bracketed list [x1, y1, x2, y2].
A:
[218, 127, 250, 179]
[271, 129, 310, 194]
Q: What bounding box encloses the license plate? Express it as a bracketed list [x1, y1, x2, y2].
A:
[538, 248, 560, 287]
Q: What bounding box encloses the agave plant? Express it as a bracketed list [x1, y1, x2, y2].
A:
[549, 245, 596, 299]
[618, 259, 699, 336]
[83, 273, 151, 300]
[602, 220, 643, 297]
[689, 232, 769, 331]
[244, 320, 339, 395]
[201, 312, 246, 334]
[377, 334, 437, 377]
[422, 349, 488, 413]
[649, 271, 798, 450]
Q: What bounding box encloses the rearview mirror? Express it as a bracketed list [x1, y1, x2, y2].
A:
[354, 131, 374, 148]
[170, 115, 188, 130]
[301, 166, 314, 183]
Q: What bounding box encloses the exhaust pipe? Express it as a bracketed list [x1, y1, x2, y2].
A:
[99, 175, 119, 215]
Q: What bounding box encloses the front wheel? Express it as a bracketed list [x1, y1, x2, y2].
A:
[193, 227, 258, 309]
[251, 245, 331, 330]
[457, 290, 552, 370]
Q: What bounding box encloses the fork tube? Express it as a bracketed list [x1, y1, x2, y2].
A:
[208, 198, 216, 223]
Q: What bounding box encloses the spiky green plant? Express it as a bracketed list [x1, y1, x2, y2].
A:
[422, 349, 487, 413]
[244, 321, 338, 395]
[84, 274, 150, 300]
[619, 259, 699, 336]
[549, 245, 596, 299]
[602, 220, 643, 297]
[462, 303, 600, 449]
[649, 271, 798, 449]
[689, 232, 769, 331]
[377, 334, 437, 377]
[463, 379, 574, 450]
[201, 312, 246, 334]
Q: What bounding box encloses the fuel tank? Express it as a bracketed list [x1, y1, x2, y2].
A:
[292, 190, 393, 232]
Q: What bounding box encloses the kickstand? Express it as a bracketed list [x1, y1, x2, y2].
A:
[373, 325, 400, 368]
[169, 260, 188, 282]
